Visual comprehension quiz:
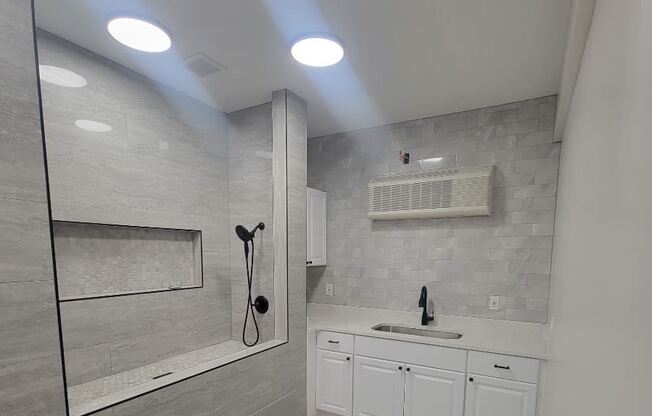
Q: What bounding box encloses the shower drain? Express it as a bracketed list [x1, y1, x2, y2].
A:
[152, 371, 173, 380]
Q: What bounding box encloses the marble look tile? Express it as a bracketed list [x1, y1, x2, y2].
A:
[0, 4, 40, 119]
[307, 97, 557, 323]
[250, 391, 297, 416]
[212, 354, 277, 416]
[64, 344, 113, 386]
[67, 342, 244, 412]
[0, 354, 66, 415]
[37, 31, 235, 386]
[0, 198, 53, 283]
[112, 375, 213, 416]
[0, 281, 60, 366]
[0, 111, 47, 202]
[227, 101, 276, 342]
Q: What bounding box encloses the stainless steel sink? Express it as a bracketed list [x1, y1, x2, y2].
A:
[372, 324, 463, 339]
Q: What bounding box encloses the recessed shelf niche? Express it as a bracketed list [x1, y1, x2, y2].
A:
[53, 221, 202, 301]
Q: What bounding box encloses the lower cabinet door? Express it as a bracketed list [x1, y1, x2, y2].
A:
[353, 356, 405, 416]
[316, 349, 353, 416]
[404, 364, 465, 416]
[464, 374, 537, 416]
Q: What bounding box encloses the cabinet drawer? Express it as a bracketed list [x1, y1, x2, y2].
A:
[317, 331, 354, 353]
[467, 351, 539, 384]
[355, 336, 467, 372]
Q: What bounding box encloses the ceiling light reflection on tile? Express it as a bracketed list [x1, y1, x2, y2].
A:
[39, 65, 87, 88]
[75, 120, 112, 133]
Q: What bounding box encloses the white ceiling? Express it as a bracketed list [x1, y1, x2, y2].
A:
[34, 0, 572, 138]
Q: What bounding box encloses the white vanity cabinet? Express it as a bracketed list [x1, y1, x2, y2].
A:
[316, 349, 353, 416]
[316, 332, 354, 416]
[307, 187, 327, 266]
[464, 351, 539, 416]
[353, 356, 405, 416]
[464, 375, 537, 416]
[353, 356, 465, 416]
[404, 364, 465, 416]
[353, 336, 466, 416]
[313, 332, 541, 416]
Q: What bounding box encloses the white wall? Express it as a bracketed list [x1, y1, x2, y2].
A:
[544, 1, 652, 415]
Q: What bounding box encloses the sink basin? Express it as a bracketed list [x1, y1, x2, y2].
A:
[372, 324, 463, 339]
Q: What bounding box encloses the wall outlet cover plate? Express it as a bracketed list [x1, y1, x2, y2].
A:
[489, 295, 500, 310]
[326, 283, 334, 296]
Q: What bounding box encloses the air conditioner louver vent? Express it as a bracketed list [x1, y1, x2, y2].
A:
[368, 166, 494, 220]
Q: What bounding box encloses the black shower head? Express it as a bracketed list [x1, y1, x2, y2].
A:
[235, 225, 250, 242]
[235, 222, 265, 242]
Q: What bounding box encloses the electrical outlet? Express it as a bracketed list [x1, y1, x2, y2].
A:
[489, 295, 500, 310]
[326, 283, 334, 297]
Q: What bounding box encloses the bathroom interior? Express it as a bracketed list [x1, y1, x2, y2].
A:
[1, 0, 650, 415]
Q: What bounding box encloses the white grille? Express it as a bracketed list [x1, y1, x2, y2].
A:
[368, 166, 494, 220]
[184, 53, 226, 77]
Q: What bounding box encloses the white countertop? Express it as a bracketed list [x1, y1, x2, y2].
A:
[308, 303, 549, 360]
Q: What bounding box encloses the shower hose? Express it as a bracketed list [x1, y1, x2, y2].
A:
[242, 239, 260, 347]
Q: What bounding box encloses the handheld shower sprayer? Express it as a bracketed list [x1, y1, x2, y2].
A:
[235, 222, 265, 243]
[235, 222, 268, 347]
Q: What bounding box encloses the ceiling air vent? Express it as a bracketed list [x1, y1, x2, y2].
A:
[184, 53, 226, 77]
[368, 165, 494, 220]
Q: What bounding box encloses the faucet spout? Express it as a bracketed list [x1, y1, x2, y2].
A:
[418, 286, 434, 326]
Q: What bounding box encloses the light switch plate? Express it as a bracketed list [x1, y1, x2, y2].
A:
[326, 283, 334, 296]
[489, 295, 500, 310]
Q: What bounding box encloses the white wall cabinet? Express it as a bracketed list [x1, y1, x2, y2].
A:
[404, 364, 465, 416]
[353, 356, 405, 416]
[307, 187, 327, 266]
[464, 375, 537, 416]
[316, 349, 353, 416]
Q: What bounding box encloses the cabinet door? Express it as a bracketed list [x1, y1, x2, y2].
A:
[404, 365, 465, 416]
[353, 356, 405, 416]
[316, 349, 353, 416]
[464, 375, 537, 416]
[307, 187, 327, 266]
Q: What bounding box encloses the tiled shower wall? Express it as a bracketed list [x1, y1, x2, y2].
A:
[307, 96, 559, 323]
[38, 31, 233, 386]
[0, 0, 67, 413]
[103, 90, 308, 416]
[228, 103, 276, 343]
[2, 3, 307, 414]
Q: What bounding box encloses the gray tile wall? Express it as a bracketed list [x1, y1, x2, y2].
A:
[103, 90, 307, 416]
[307, 96, 559, 323]
[37, 31, 233, 385]
[3, 5, 307, 415]
[0, 0, 67, 414]
[227, 103, 276, 343]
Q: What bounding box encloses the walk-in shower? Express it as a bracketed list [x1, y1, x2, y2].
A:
[33, 6, 290, 415]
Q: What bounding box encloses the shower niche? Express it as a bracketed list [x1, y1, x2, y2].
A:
[54, 221, 203, 301]
[34, 10, 298, 415]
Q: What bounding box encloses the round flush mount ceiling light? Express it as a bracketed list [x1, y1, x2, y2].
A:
[39, 65, 87, 88]
[107, 17, 171, 53]
[290, 34, 344, 67]
[75, 120, 113, 133]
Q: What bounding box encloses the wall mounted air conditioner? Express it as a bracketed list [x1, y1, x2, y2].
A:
[368, 166, 494, 220]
